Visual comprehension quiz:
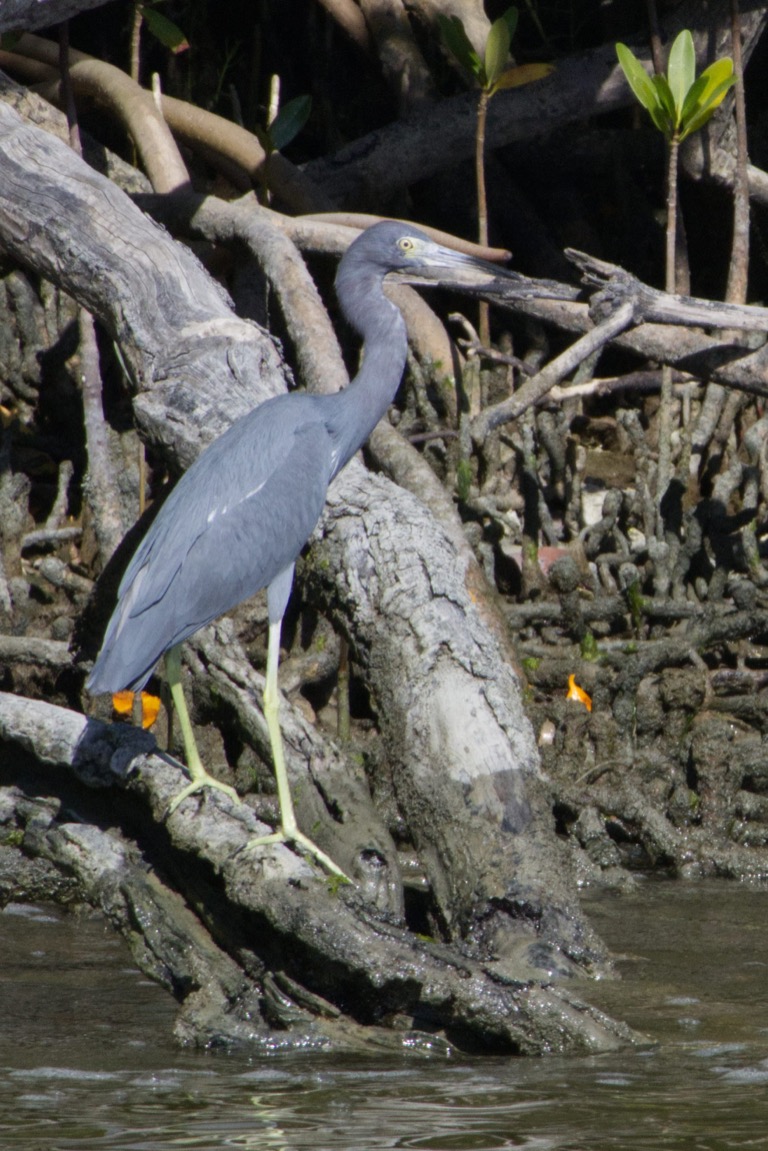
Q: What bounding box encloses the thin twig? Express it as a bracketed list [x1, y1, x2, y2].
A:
[21, 526, 82, 551]
[57, 25, 125, 567]
[471, 301, 636, 442]
[726, 0, 750, 305]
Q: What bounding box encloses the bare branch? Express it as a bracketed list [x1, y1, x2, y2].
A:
[472, 301, 637, 442]
[14, 32, 189, 192]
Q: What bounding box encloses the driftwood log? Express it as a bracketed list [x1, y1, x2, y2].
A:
[0, 96, 634, 1053]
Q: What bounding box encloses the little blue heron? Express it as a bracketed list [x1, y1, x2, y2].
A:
[87, 220, 508, 877]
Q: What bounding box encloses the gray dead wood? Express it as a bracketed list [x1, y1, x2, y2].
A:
[186, 622, 403, 913]
[0, 693, 640, 1055]
[448, 253, 768, 431]
[483, 281, 768, 402]
[568, 251, 768, 335]
[303, 466, 609, 975]
[0, 635, 72, 669]
[470, 251, 768, 417]
[471, 301, 637, 442]
[0, 100, 624, 1048]
[303, 41, 621, 207]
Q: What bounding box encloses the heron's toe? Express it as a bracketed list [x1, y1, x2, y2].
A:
[166, 772, 240, 816]
[247, 827, 351, 882]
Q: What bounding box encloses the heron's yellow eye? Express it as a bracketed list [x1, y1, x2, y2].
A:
[397, 237, 415, 253]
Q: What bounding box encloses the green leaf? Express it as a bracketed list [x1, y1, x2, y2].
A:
[486, 3, 519, 85]
[679, 69, 711, 122]
[682, 56, 735, 116]
[652, 73, 678, 132]
[680, 85, 735, 139]
[141, 6, 189, 53]
[580, 631, 599, 661]
[485, 14, 512, 90]
[679, 56, 735, 138]
[667, 29, 695, 115]
[437, 14, 484, 83]
[648, 104, 672, 135]
[269, 94, 312, 152]
[616, 43, 660, 116]
[679, 70, 735, 139]
[500, 6, 519, 40]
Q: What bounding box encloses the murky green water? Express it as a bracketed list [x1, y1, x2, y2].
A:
[1, 879, 767, 1150]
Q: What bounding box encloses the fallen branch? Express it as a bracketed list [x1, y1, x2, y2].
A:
[568, 249, 768, 333]
[0, 692, 638, 1056]
[471, 301, 637, 442]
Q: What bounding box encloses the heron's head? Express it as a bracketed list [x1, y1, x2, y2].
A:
[337, 220, 512, 287]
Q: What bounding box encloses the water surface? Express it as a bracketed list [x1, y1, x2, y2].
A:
[1, 879, 767, 1149]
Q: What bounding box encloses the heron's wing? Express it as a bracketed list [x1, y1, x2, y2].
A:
[115, 397, 301, 608]
[88, 398, 334, 693]
[163, 423, 333, 639]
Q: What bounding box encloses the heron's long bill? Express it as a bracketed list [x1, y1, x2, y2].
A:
[389, 236, 515, 287]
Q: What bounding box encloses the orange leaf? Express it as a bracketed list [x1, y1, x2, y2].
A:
[112, 690, 161, 729]
[111, 690, 135, 717]
[566, 674, 592, 711]
[140, 692, 161, 730]
[492, 62, 554, 92]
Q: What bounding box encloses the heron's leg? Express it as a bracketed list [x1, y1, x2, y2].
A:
[263, 618, 300, 838]
[165, 644, 239, 813]
[250, 618, 349, 881]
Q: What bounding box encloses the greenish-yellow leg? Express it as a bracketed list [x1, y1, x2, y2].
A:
[165, 645, 239, 813]
[250, 621, 350, 881]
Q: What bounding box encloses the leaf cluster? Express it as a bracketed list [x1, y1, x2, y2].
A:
[616, 30, 735, 143]
[438, 6, 523, 95]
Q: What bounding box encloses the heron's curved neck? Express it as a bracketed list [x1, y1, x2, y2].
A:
[329, 270, 408, 474]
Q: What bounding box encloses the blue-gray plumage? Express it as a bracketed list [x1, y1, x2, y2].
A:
[87, 220, 508, 877]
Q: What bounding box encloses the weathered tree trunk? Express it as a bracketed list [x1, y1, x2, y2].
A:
[0, 96, 623, 1050]
[305, 468, 606, 972]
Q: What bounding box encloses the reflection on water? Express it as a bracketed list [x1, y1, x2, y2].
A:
[1, 880, 768, 1150]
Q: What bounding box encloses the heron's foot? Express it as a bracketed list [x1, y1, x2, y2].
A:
[249, 826, 351, 882]
[166, 770, 240, 816]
